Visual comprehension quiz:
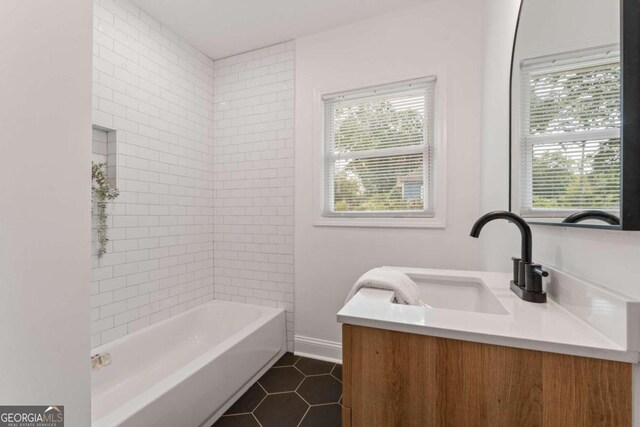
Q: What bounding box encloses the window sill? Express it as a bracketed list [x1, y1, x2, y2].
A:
[313, 216, 445, 229]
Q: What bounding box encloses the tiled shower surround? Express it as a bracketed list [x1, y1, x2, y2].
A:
[91, 0, 214, 347]
[212, 43, 295, 350]
[91, 0, 295, 349]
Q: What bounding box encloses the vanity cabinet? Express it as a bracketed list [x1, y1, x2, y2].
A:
[341, 325, 632, 427]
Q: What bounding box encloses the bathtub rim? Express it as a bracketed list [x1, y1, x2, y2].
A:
[91, 300, 281, 356]
[91, 300, 285, 427]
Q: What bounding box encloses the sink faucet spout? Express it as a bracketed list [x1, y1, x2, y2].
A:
[470, 210, 532, 263]
[469, 210, 546, 303]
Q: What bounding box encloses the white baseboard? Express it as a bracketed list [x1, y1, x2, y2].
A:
[294, 335, 342, 363]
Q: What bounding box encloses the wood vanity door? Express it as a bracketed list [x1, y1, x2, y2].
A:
[341, 324, 632, 427]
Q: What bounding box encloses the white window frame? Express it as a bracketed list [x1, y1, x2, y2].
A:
[312, 70, 447, 228]
[512, 46, 621, 221]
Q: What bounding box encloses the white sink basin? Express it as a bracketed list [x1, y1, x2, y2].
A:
[407, 273, 508, 315]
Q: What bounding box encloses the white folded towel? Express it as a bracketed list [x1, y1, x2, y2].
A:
[345, 267, 422, 305]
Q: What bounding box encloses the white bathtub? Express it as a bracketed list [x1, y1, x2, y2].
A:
[91, 301, 286, 427]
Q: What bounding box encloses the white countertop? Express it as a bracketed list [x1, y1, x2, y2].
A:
[337, 267, 640, 363]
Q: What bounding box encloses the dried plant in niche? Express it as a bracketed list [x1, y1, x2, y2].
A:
[92, 162, 119, 257]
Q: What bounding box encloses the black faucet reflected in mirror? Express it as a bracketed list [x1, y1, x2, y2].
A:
[470, 210, 548, 303]
[562, 210, 620, 226]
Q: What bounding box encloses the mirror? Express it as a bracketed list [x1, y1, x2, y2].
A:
[510, 0, 640, 230]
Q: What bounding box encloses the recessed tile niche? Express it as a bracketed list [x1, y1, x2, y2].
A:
[91, 125, 117, 182]
[91, 125, 117, 265]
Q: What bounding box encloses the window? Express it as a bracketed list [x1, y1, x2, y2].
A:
[322, 78, 436, 219]
[520, 50, 621, 217]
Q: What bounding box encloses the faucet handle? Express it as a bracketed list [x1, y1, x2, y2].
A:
[532, 265, 548, 277]
[524, 264, 548, 295]
[517, 263, 548, 303]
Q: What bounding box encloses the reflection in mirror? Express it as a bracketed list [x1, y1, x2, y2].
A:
[510, 0, 621, 228]
[561, 210, 620, 226]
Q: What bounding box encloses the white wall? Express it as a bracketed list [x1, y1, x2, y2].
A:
[0, 1, 93, 425]
[295, 0, 486, 357]
[481, 0, 640, 302]
[516, 0, 618, 57]
[479, 0, 521, 270]
[91, 0, 215, 348]
[212, 42, 295, 350]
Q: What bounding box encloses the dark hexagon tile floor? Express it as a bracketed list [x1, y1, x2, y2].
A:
[295, 357, 335, 375]
[297, 375, 342, 405]
[258, 366, 304, 393]
[254, 393, 309, 427]
[212, 353, 342, 427]
[225, 383, 266, 415]
[299, 404, 342, 427]
[331, 364, 342, 381]
[273, 352, 300, 367]
[214, 414, 261, 427]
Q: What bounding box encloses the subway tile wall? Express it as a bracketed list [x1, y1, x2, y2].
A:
[212, 43, 296, 350]
[91, 0, 215, 348]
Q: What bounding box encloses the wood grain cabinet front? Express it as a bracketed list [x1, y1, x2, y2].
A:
[341, 324, 632, 427]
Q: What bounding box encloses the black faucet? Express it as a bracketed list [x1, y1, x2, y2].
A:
[470, 210, 548, 303]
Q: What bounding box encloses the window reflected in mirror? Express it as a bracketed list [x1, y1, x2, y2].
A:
[510, 0, 625, 228]
[521, 49, 620, 216]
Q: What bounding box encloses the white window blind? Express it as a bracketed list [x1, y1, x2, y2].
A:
[520, 51, 621, 216]
[323, 78, 436, 217]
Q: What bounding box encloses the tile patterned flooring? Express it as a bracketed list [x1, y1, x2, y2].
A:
[212, 353, 342, 427]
